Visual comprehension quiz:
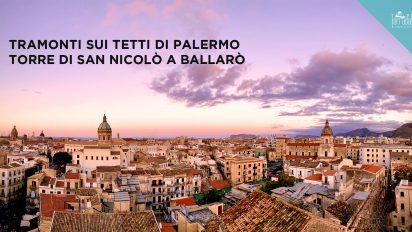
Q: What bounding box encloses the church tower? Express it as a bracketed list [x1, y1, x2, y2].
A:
[10, 125, 18, 141]
[318, 120, 335, 158]
[98, 114, 112, 144]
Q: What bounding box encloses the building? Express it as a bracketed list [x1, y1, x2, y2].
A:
[359, 145, 412, 168]
[285, 121, 347, 160]
[388, 179, 412, 232]
[0, 161, 25, 202]
[217, 156, 267, 185]
[287, 160, 328, 180]
[177, 203, 223, 232]
[67, 115, 132, 177]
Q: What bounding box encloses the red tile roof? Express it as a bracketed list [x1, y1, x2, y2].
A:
[207, 179, 230, 190]
[323, 170, 337, 176]
[172, 197, 197, 206]
[161, 223, 176, 232]
[56, 180, 64, 188]
[287, 143, 320, 146]
[285, 155, 317, 161]
[40, 194, 77, 218]
[221, 191, 310, 231]
[65, 172, 80, 180]
[305, 174, 322, 181]
[334, 144, 347, 147]
[360, 164, 383, 174]
[187, 169, 202, 176]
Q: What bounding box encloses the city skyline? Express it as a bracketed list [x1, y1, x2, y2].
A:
[1, 0, 412, 137]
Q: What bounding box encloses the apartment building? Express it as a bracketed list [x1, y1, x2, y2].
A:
[0, 162, 25, 202]
[359, 145, 412, 168]
[218, 156, 267, 185]
[388, 179, 412, 232]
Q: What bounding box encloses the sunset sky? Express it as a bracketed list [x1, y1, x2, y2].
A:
[1, 0, 411, 138]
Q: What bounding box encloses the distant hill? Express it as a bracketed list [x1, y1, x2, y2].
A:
[391, 123, 412, 138]
[336, 123, 412, 138]
[229, 134, 256, 139]
[336, 128, 381, 137]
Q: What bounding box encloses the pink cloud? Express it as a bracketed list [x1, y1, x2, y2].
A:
[102, 4, 121, 27]
[126, 1, 156, 16]
[161, 0, 184, 18]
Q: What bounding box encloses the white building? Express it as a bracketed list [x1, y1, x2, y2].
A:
[66, 115, 133, 177]
[0, 162, 25, 202]
[359, 145, 412, 168]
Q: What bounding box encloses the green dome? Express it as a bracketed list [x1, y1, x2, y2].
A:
[98, 114, 112, 131]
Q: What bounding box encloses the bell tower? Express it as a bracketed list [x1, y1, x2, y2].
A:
[319, 120, 334, 158]
[98, 114, 112, 144]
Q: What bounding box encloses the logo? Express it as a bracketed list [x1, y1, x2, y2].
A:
[392, 11, 412, 28]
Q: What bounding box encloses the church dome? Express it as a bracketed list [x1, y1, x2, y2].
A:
[321, 120, 333, 136]
[98, 114, 112, 131]
[10, 125, 18, 139]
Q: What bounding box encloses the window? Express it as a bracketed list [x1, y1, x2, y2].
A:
[86, 156, 88, 160]
[401, 191, 405, 197]
[91, 156, 93, 160]
[401, 216, 405, 225]
[42, 190, 46, 193]
[401, 203, 405, 210]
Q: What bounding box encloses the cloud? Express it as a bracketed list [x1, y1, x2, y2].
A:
[150, 48, 412, 118]
[101, 0, 222, 37]
[151, 64, 246, 107]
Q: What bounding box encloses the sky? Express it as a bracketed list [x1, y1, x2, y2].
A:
[0, 0, 411, 138]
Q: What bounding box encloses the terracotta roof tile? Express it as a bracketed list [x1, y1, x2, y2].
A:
[323, 170, 337, 176]
[161, 223, 176, 232]
[96, 166, 121, 173]
[50, 211, 160, 232]
[65, 172, 80, 180]
[207, 179, 230, 190]
[56, 180, 65, 188]
[171, 197, 197, 206]
[285, 155, 317, 161]
[360, 164, 383, 174]
[221, 191, 310, 232]
[305, 174, 322, 181]
[40, 194, 77, 218]
[287, 143, 320, 146]
[76, 188, 98, 196]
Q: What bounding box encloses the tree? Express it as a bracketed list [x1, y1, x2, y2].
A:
[260, 173, 295, 194]
[393, 165, 412, 187]
[204, 189, 222, 204]
[52, 152, 72, 172]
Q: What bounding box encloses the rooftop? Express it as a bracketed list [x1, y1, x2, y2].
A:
[40, 194, 77, 218]
[50, 211, 160, 232]
[220, 191, 310, 232]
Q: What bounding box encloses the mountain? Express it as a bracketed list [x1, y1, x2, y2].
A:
[336, 128, 381, 137]
[391, 123, 412, 138]
[336, 123, 412, 138]
[229, 134, 256, 139]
